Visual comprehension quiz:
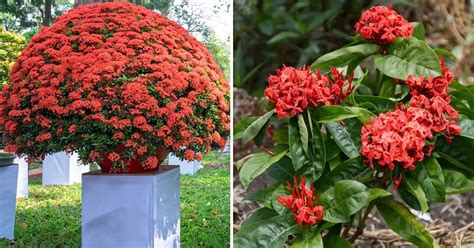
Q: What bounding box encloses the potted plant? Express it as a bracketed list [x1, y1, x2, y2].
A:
[0, 2, 229, 246]
[234, 4, 474, 247]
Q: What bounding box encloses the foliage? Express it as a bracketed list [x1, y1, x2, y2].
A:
[0, 2, 230, 172]
[0, 168, 230, 247]
[203, 29, 230, 80]
[234, 4, 474, 247]
[233, 0, 419, 95]
[0, 27, 26, 86]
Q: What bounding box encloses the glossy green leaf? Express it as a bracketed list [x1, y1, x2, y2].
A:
[313, 106, 356, 123]
[234, 116, 258, 140]
[289, 118, 309, 171]
[379, 78, 396, 97]
[324, 122, 360, 159]
[311, 44, 380, 71]
[292, 233, 323, 248]
[398, 182, 422, 211]
[434, 48, 457, 60]
[244, 184, 280, 208]
[436, 136, 474, 172]
[241, 208, 278, 228]
[413, 157, 445, 202]
[318, 157, 372, 191]
[239, 146, 288, 188]
[320, 180, 368, 223]
[324, 138, 340, 162]
[242, 110, 274, 144]
[345, 106, 375, 124]
[412, 22, 425, 40]
[271, 185, 291, 214]
[234, 214, 297, 248]
[323, 234, 353, 248]
[458, 116, 474, 140]
[267, 156, 295, 182]
[307, 111, 326, 180]
[354, 95, 395, 110]
[367, 188, 391, 203]
[444, 170, 474, 194]
[377, 198, 435, 248]
[374, 37, 441, 80]
[404, 177, 429, 213]
[297, 114, 309, 157]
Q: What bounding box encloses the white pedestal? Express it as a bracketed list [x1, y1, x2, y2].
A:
[82, 165, 180, 248]
[15, 157, 28, 199]
[168, 154, 202, 175]
[0, 164, 18, 239]
[42, 152, 89, 185]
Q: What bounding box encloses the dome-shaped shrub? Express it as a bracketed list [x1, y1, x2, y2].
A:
[0, 2, 230, 171]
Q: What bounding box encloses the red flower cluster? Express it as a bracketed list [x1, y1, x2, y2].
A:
[361, 61, 461, 174]
[361, 105, 434, 171]
[0, 2, 230, 170]
[277, 176, 324, 226]
[264, 66, 353, 119]
[355, 5, 413, 44]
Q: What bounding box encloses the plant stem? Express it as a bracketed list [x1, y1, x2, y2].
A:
[349, 201, 375, 243]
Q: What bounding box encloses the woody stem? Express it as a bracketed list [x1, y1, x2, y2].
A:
[348, 202, 375, 243]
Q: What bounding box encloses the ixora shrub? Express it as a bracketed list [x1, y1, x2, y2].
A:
[0, 2, 230, 173]
[235, 5, 474, 247]
[0, 27, 26, 87]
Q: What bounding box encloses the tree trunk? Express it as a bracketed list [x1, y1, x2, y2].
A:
[43, 0, 52, 26]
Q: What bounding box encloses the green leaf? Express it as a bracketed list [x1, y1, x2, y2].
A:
[412, 22, 425, 40]
[318, 157, 372, 191]
[244, 184, 280, 208]
[241, 207, 278, 229]
[320, 180, 368, 223]
[436, 136, 474, 173]
[434, 48, 457, 60]
[311, 44, 380, 72]
[307, 111, 326, 180]
[374, 37, 441, 80]
[267, 156, 295, 182]
[345, 106, 375, 124]
[413, 157, 445, 202]
[239, 146, 288, 188]
[367, 188, 391, 203]
[267, 31, 300, 45]
[241, 208, 278, 228]
[444, 170, 474, 194]
[458, 116, 474, 140]
[325, 138, 340, 162]
[377, 198, 435, 248]
[353, 95, 395, 110]
[234, 214, 297, 248]
[323, 235, 353, 248]
[297, 114, 309, 158]
[324, 122, 360, 159]
[289, 118, 309, 171]
[404, 177, 429, 213]
[271, 185, 291, 214]
[398, 182, 422, 211]
[242, 110, 274, 144]
[379, 78, 397, 97]
[234, 116, 258, 140]
[292, 233, 323, 248]
[312, 105, 356, 123]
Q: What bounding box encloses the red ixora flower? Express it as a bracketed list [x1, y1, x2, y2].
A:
[264, 66, 353, 119]
[406, 60, 452, 100]
[277, 176, 324, 226]
[355, 5, 413, 44]
[0, 2, 230, 166]
[361, 105, 434, 171]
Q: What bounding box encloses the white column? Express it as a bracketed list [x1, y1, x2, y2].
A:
[168, 154, 202, 175]
[42, 152, 90, 185]
[15, 156, 28, 199]
[82, 165, 180, 248]
[0, 164, 18, 239]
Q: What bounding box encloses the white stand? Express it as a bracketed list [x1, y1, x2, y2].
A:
[0, 164, 18, 239]
[15, 156, 28, 199]
[42, 152, 89, 185]
[168, 154, 202, 175]
[82, 165, 180, 248]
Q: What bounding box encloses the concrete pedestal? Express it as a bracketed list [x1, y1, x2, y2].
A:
[42, 152, 89, 185]
[0, 164, 18, 239]
[168, 154, 202, 175]
[15, 157, 28, 199]
[82, 165, 180, 248]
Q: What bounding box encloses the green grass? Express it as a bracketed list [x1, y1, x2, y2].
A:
[201, 151, 230, 166]
[0, 168, 230, 247]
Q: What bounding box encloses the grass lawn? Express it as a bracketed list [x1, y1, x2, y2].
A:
[0, 167, 230, 247]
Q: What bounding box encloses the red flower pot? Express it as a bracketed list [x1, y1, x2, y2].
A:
[98, 146, 169, 173]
